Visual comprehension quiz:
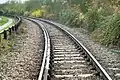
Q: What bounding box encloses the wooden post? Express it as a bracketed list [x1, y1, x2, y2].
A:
[9, 28, 12, 35]
[12, 26, 15, 32]
[0, 33, 2, 42]
[15, 24, 18, 32]
[3, 30, 7, 40]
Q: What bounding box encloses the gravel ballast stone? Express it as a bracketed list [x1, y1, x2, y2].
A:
[0, 19, 44, 80]
[57, 23, 120, 80]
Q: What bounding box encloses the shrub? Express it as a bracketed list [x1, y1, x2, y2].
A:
[84, 9, 101, 32]
[24, 11, 30, 16]
[92, 13, 120, 46]
[58, 9, 82, 27]
[31, 9, 46, 17]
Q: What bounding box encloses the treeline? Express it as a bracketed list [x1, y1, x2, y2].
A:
[0, 0, 120, 48]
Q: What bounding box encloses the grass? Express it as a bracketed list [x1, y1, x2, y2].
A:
[0, 18, 15, 33]
[0, 16, 9, 26]
[0, 21, 26, 55]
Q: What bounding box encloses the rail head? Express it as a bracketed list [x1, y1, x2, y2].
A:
[38, 22, 51, 80]
[38, 18, 112, 80]
[25, 18, 51, 80]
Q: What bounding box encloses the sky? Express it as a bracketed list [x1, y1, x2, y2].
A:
[0, 0, 29, 4]
[0, 0, 8, 4]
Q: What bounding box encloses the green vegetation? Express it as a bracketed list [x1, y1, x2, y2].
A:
[0, 21, 27, 55]
[0, 16, 8, 26]
[0, 0, 120, 48]
[0, 38, 14, 54]
[92, 13, 120, 46]
[0, 18, 14, 33]
[31, 9, 46, 17]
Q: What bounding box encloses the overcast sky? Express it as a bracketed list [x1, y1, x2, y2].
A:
[0, 0, 29, 4]
[0, 0, 8, 4]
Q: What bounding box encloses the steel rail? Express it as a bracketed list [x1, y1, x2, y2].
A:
[25, 18, 51, 80]
[37, 21, 50, 80]
[37, 18, 113, 80]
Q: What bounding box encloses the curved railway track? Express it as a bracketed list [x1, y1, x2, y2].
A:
[26, 18, 112, 80]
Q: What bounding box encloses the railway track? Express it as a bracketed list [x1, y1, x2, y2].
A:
[26, 18, 112, 80]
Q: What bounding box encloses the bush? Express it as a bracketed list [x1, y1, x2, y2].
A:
[31, 9, 46, 17]
[92, 13, 120, 46]
[84, 9, 101, 32]
[58, 9, 83, 27]
[24, 11, 30, 16]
